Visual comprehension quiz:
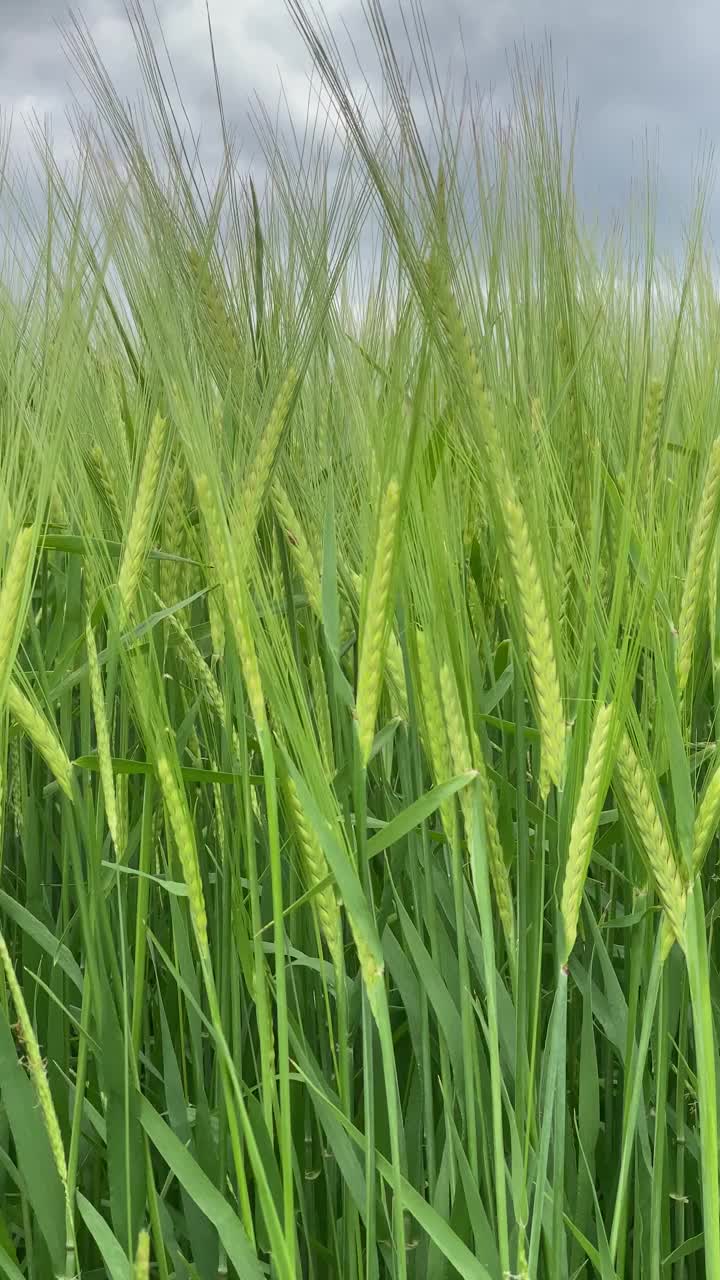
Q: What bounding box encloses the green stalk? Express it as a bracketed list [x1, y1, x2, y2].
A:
[131, 775, 155, 1060]
[259, 728, 296, 1258]
[684, 878, 720, 1274]
[466, 782, 510, 1277]
[650, 964, 672, 1278]
[609, 925, 666, 1263]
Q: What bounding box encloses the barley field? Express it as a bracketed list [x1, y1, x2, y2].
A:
[1, 4, 719, 1278]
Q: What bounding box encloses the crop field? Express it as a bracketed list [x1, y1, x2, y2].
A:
[1, 3, 720, 1278]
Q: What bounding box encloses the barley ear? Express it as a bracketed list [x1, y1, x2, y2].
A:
[677, 436, 720, 692]
[501, 489, 565, 793]
[415, 632, 455, 839]
[615, 731, 686, 948]
[156, 592, 226, 726]
[355, 478, 401, 765]
[156, 752, 208, 959]
[117, 411, 168, 621]
[0, 928, 67, 1186]
[559, 703, 614, 961]
[286, 775, 343, 968]
[7, 680, 73, 800]
[161, 457, 187, 602]
[208, 588, 226, 662]
[637, 377, 664, 502]
[384, 630, 409, 721]
[429, 265, 505, 480]
[471, 729, 515, 953]
[134, 1229, 150, 1279]
[439, 661, 472, 777]
[691, 762, 720, 875]
[236, 368, 298, 560]
[353, 926, 386, 1027]
[195, 474, 267, 735]
[88, 444, 124, 532]
[0, 526, 35, 696]
[85, 615, 120, 856]
[271, 479, 322, 618]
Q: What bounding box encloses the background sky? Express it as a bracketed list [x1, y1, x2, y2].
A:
[0, 0, 715, 252]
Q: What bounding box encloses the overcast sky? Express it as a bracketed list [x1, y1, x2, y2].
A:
[1, 0, 716, 252]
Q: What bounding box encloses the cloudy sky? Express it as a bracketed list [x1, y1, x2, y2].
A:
[1, 0, 716, 251]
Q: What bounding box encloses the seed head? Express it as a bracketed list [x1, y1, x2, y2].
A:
[355, 478, 401, 765]
[560, 703, 614, 960]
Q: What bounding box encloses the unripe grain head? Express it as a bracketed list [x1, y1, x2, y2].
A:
[0, 929, 67, 1186]
[7, 680, 73, 800]
[615, 731, 686, 947]
[0, 526, 34, 698]
[355, 478, 401, 765]
[501, 488, 565, 794]
[117, 412, 167, 622]
[560, 703, 614, 961]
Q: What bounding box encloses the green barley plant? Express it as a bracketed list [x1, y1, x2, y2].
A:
[1, 4, 720, 1278]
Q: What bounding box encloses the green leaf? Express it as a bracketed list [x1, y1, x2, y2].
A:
[74, 755, 263, 787]
[39, 531, 200, 565]
[294, 1057, 492, 1279]
[0, 1011, 65, 1272]
[366, 771, 477, 858]
[281, 752, 383, 971]
[139, 1098, 265, 1279]
[101, 862, 189, 896]
[685, 879, 720, 1274]
[0, 891, 83, 992]
[76, 1193, 130, 1280]
[655, 645, 695, 865]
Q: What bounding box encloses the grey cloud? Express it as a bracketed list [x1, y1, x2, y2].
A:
[0, 0, 717, 249]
